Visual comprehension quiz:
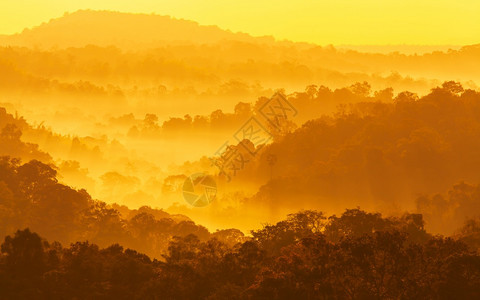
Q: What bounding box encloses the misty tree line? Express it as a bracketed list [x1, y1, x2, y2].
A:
[2, 81, 480, 298]
[215, 82, 480, 234]
[1, 155, 480, 298]
[0, 156, 244, 259]
[1, 209, 480, 299]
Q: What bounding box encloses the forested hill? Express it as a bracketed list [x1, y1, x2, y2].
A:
[0, 10, 275, 49]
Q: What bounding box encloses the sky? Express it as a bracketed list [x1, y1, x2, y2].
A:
[0, 0, 479, 45]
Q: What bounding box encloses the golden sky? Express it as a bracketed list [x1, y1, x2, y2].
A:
[0, 0, 479, 45]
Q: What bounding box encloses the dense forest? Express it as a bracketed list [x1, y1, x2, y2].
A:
[2, 110, 480, 297]
[1, 210, 480, 299]
[4, 81, 480, 233]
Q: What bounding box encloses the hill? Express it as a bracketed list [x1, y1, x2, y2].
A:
[0, 10, 278, 49]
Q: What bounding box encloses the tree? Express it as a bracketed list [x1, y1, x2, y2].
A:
[1, 228, 47, 277]
[442, 81, 464, 95]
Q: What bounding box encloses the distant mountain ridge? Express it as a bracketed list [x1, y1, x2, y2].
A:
[0, 9, 478, 93]
[0, 9, 476, 54]
[0, 10, 279, 49]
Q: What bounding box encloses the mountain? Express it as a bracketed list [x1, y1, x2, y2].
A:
[0, 10, 278, 49]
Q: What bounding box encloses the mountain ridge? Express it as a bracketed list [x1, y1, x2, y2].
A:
[0, 10, 476, 55]
[0, 9, 281, 49]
